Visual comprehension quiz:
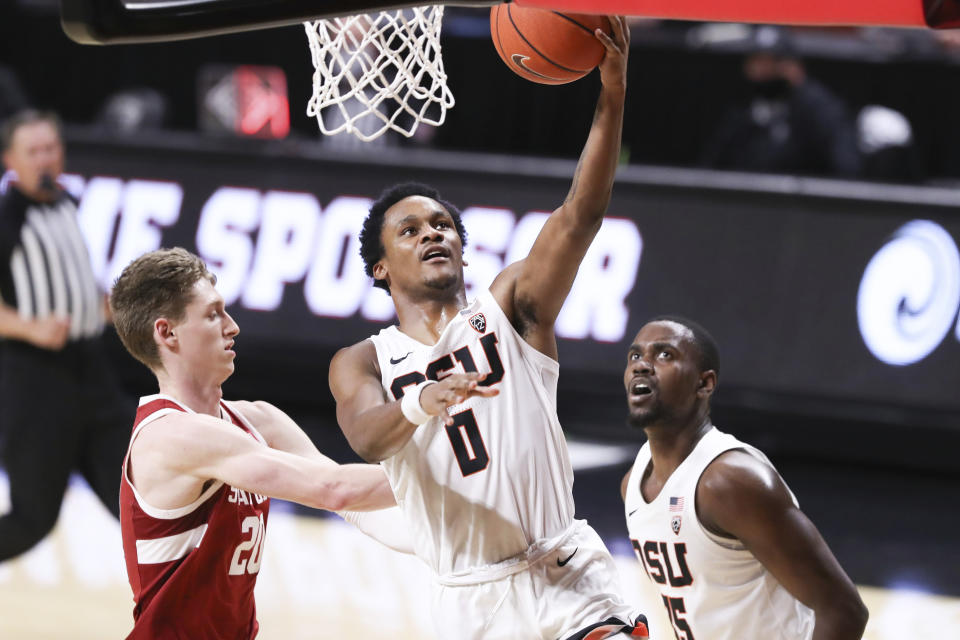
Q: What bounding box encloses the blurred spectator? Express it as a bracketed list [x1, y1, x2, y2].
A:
[95, 88, 169, 134]
[700, 26, 863, 177]
[0, 110, 132, 561]
[857, 104, 924, 182]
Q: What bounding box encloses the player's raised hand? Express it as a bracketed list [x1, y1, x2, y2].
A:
[595, 16, 629, 89]
[420, 372, 500, 426]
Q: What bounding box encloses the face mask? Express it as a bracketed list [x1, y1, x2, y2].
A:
[750, 77, 792, 100]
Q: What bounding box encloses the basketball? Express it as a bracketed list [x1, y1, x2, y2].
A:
[490, 5, 610, 85]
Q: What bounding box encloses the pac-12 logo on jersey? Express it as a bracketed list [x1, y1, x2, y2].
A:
[469, 312, 486, 333]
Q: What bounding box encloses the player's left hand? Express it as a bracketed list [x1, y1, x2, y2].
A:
[595, 16, 629, 90]
[421, 373, 500, 426]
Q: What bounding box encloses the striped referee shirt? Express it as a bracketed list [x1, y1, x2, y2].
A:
[0, 186, 104, 340]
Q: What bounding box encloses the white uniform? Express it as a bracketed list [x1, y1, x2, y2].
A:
[370, 289, 641, 640]
[623, 426, 815, 640]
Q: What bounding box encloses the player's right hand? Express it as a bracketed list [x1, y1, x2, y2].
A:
[596, 16, 629, 90]
[27, 316, 70, 350]
[420, 372, 500, 425]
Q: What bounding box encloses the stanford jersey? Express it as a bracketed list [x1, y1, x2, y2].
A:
[120, 395, 270, 640]
[624, 426, 814, 640]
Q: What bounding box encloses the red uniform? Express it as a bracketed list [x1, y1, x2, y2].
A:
[120, 394, 270, 639]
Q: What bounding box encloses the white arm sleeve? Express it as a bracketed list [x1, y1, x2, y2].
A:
[337, 506, 415, 555]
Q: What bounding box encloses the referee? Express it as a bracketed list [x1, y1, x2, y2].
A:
[0, 109, 131, 561]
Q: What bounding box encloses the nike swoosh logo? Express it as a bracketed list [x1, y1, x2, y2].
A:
[510, 54, 563, 82]
[557, 547, 578, 567]
[628, 508, 640, 516]
[390, 352, 412, 365]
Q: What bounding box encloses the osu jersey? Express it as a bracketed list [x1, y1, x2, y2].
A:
[120, 394, 270, 639]
[623, 426, 814, 640]
[369, 288, 576, 576]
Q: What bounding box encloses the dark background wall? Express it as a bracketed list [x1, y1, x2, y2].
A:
[6, 5, 960, 177]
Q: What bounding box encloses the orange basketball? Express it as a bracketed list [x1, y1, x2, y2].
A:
[490, 4, 610, 85]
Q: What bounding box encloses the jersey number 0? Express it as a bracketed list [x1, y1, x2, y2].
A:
[391, 333, 504, 477]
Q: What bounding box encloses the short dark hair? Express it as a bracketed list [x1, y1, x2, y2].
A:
[1, 109, 63, 153]
[359, 182, 467, 293]
[649, 314, 720, 379]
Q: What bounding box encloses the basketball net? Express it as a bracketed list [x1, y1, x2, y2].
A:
[304, 6, 453, 142]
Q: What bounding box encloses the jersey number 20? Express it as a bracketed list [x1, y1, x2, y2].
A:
[229, 513, 266, 575]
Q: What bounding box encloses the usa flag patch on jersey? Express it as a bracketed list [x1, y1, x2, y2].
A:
[469, 312, 486, 333]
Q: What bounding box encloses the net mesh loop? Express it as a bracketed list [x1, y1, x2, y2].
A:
[304, 6, 453, 142]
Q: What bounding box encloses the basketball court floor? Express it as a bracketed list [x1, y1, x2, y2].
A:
[2, 434, 958, 639]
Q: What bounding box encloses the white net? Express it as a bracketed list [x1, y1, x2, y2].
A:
[303, 6, 453, 143]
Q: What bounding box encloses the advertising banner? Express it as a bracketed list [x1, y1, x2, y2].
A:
[55, 136, 960, 421]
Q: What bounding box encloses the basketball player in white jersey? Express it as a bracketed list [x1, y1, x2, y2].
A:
[621, 316, 868, 640]
[329, 16, 648, 640]
[109, 248, 401, 638]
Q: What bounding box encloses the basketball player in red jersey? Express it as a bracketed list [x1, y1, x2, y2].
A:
[330, 17, 648, 640]
[109, 248, 399, 639]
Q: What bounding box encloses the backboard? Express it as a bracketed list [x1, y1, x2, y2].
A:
[61, 0, 960, 45]
[60, 0, 498, 44]
[519, 0, 960, 28]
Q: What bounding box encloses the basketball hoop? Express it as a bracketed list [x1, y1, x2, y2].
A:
[304, 6, 454, 142]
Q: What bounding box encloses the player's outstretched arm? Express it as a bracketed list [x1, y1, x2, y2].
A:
[232, 399, 337, 461]
[338, 507, 416, 555]
[144, 412, 395, 512]
[233, 399, 399, 513]
[491, 16, 629, 358]
[330, 340, 498, 462]
[697, 451, 869, 640]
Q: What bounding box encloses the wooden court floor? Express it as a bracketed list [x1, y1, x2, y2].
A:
[1, 481, 958, 639]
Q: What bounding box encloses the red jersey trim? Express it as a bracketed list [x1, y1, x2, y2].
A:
[122, 394, 225, 520]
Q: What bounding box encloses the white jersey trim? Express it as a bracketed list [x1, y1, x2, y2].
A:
[437, 520, 587, 586]
[626, 426, 799, 555]
[475, 288, 560, 374]
[136, 523, 209, 564]
[375, 288, 560, 375]
[122, 394, 225, 520]
[220, 399, 269, 446]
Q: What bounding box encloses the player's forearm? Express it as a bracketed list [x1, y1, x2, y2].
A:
[326, 463, 397, 512]
[561, 84, 625, 227]
[811, 596, 869, 640]
[233, 461, 375, 513]
[341, 401, 420, 463]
